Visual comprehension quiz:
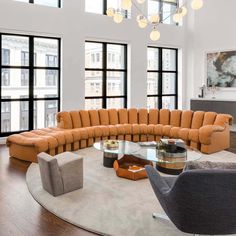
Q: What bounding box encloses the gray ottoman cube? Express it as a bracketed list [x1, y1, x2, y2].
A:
[37, 152, 83, 196]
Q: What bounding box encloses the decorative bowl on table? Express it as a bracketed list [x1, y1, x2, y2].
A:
[103, 140, 119, 149]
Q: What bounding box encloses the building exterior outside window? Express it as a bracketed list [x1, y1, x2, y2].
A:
[85, 41, 127, 110]
[147, 46, 178, 109]
[0, 34, 60, 136]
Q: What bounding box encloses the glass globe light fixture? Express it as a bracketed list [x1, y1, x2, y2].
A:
[121, 0, 132, 10]
[180, 6, 187, 17]
[150, 28, 160, 41]
[150, 14, 160, 24]
[113, 12, 124, 23]
[173, 12, 182, 23]
[138, 18, 148, 28]
[106, 7, 115, 17]
[191, 0, 203, 10]
[137, 0, 145, 4]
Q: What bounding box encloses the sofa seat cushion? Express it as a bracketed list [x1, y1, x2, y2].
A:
[178, 128, 190, 141]
[116, 124, 131, 135]
[189, 129, 199, 143]
[94, 126, 109, 137]
[7, 133, 48, 152]
[153, 124, 163, 136]
[170, 127, 181, 138]
[162, 125, 172, 137]
[30, 130, 58, 149]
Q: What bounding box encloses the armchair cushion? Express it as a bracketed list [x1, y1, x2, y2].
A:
[184, 161, 236, 171]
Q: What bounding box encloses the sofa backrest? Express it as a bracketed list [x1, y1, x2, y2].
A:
[79, 110, 91, 127]
[99, 109, 109, 125]
[170, 110, 182, 127]
[129, 108, 138, 124]
[70, 111, 82, 128]
[191, 111, 205, 129]
[202, 112, 217, 126]
[57, 108, 232, 130]
[139, 108, 148, 124]
[180, 110, 193, 128]
[159, 109, 170, 125]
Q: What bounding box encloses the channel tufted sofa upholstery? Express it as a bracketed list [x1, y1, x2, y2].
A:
[7, 108, 233, 162]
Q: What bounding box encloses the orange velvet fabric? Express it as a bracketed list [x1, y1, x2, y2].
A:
[69, 111, 82, 128]
[128, 108, 138, 124]
[138, 109, 148, 124]
[159, 109, 170, 125]
[148, 109, 159, 124]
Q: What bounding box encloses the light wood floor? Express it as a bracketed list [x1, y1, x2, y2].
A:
[1, 132, 236, 236]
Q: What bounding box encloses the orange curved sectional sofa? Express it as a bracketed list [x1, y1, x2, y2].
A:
[7, 108, 233, 163]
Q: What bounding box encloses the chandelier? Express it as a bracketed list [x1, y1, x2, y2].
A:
[106, 0, 203, 41]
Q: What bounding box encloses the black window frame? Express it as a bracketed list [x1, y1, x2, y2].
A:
[85, 0, 129, 18]
[0, 33, 61, 137]
[19, 0, 61, 8]
[85, 41, 128, 109]
[147, 46, 178, 109]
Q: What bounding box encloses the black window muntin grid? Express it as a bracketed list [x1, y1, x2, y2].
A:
[85, 41, 128, 109]
[0, 33, 61, 137]
[147, 46, 178, 109]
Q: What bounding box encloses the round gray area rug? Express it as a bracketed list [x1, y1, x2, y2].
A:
[26, 148, 236, 236]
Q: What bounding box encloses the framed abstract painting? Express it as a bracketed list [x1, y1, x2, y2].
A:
[206, 50, 236, 87]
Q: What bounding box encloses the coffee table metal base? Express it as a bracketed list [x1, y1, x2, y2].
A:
[103, 152, 118, 168]
[156, 165, 183, 175]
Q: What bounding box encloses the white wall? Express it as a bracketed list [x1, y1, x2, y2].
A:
[187, 0, 236, 107]
[0, 0, 188, 110]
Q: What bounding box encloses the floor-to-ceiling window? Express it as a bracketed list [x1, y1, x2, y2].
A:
[0, 33, 60, 136]
[147, 46, 178, 109]
[85, 41, 127, 109]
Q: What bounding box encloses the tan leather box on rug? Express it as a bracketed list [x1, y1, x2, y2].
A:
[113, 155, 153, 181]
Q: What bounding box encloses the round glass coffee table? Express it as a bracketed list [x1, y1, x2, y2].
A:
[93, 140, 141, 168]
[133, 147, 202, 175]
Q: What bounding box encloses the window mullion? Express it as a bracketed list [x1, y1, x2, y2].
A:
[158, 48, 162, 109]
[29, 37, 34, 130]
[103, 43, 107, 108]
[0, 34, 2, 133]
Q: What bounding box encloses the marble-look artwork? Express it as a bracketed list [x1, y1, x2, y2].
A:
[207, 50, 236, 87]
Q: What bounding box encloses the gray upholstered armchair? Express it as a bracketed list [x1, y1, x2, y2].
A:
[38, 152, 83, 196]
[145, 165, 236, 235]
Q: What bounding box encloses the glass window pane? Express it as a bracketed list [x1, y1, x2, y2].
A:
[148, 0, 160, 18]
[147, 47, 159, 70]
[1, 101, 29, 132]
[107, 44, 125, 69]
[147, 97, 158, 109]
[34, 0, 59, 7]
[2, 35, 29, 66]
[162, 3, 177, 25]
[162, 96, 175, 110]
[1, 69, 29, 98]
[34, 100, 58, 129]
[34, 69, 58, 98]
[34, 38, 59, 67]
[107, 0, 131, 18]
[85, 42, 103, 69]
[162, 73, 176, 94]
[85, 99, 102, 110]
[85, 0, 103, 14]
[85, 71, 103, 97]
[147, 72, 159, 95]
[162, 49, 176, 71]
[107, 71, 124, 96]
[107, 98, 124, 109]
